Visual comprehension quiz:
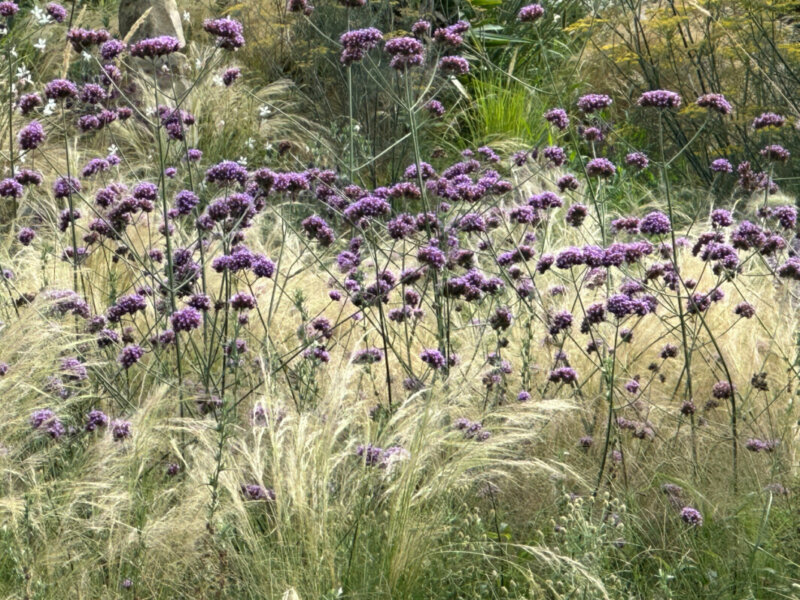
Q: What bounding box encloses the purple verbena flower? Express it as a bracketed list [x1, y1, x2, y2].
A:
[18, 120, 46, 150]
[518, 3, 545, 21]
[696, 93, 732, 115]
[637, 89, 681, 109]
[577, 93, 612, 113]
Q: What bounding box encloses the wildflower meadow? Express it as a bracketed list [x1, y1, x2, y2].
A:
[0, 0, 799, 597]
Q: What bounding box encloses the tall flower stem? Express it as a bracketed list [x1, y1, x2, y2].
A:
[61, 106, 80, 295]
[658, 111, 698, 478]
[403, 74, 447, 363]
[152, 63, 185, 419]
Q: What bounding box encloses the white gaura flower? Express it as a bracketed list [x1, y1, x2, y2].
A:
[237, 156, 248, 166]
[16, 65, 32, 85]
[34, 38, 47, 51]
[81, 50, 92, 62]
[42, 99, 56, 116]
[259, 105, 272, 118]
[182, 11, 190, 22]
[108, 144, 119, 155]
[31, 5, 51, 24]
[245, 137, 255, 150]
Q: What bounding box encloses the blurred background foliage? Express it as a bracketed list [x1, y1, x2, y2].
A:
[212, 0, 800, 197]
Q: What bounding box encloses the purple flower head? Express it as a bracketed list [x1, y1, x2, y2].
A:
[18, 93, 42, 115]
[518, 3, 545, 21]
[544, 107, 569, 130]
[639, 211, 671, 236]
[712, 381, 733, 399]
[384, 36, 425, 70]
[680, 506, 703, 526]
[777, 257, 800, 280]
[85, 409, 108, 432]
[489, 306, 513, 331]
[222, 67, 241, 86]
[710, 158, 732, 173]
[752, 112, 784, 130]
[566, 203, 588, 227]
[734, 302, 755, 318]
[696, 93, 731, 115]
[18, 120, 46, 150]
[45, 78, 79, 100]
[301, 215, 335, 246]
[203, 17, 245, 50]
[542, 145, 567, 167]
[606, 294, 634, 318]
[15, 169, 42, 187]
[438, 56, 469, 75]
[417, 245, 446, 270]
[0, 178, 23, 199]
[425, 99, 445, 117]
[339, 27, 382, 64]
[411, 20, 431, 37]
[100, 39, 126, 60]
[171, 307, 202, 332]
[182, 295, 210, 314]
[30, 409, 64, 439]
[111, 419, 132, 441]
[66, 28, 111, 52]
[241, 483, 276, 501]
[53, 176, 81, 199]
[557, 174, 580, 192]
[586, 157, 615, 178]
[769, 205, 797, 229]
[710, 208, 732, 228]
[434, 20, 470, 47]
[420, 349, 447, 370]
[81, 158, 110, 178]
[625, 152, 649, 170]
[30, 408, 54, 429]
[549, 367, 578, 385]
[549, 310, 573, 335]
[174, 189, 199, 215]
[555, 246, 584, 269]
[106, 293, 147, 322]
[404, 161, 436, 180]
[61, 357, 87, 381]
[760, 144, 790, 162]
[352, 348, 383, 365]
[118, 345, 144, 369]
[45, 2, 67, 21]
[251, 254, 275, 278]
[0, 1, 17, 16]
[205, 160, 248, 186]
[230, 292, 256, 311]
[637, 89, 681, 109]
[17, 227, 35, 245]
[577, 94, 612, 113]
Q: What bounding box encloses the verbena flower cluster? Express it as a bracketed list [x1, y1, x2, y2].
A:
[0, 1, 792, 553]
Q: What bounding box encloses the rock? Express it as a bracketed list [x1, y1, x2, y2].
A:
[119, 0, 185, 46]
